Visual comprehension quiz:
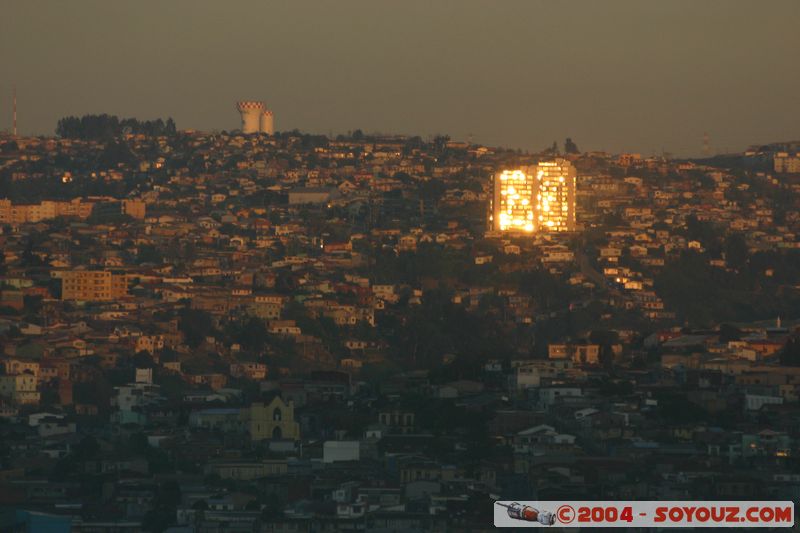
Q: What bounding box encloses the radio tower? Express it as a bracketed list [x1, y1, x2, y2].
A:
[12, 85, 17, 137]
[703, 132, 710, 156]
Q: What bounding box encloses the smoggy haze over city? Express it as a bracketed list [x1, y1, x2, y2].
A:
[2, 0, 799, 155]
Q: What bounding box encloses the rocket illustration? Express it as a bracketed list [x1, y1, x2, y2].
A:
[496, 502, 556, 525]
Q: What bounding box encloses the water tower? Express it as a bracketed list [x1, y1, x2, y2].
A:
[236, 100, 268, 134]
[259, 109, 274, 135]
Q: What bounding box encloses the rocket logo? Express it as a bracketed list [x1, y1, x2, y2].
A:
[496, 502, 556, 525]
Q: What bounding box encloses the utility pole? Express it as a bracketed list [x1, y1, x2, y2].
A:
[12, 85, 17, 136]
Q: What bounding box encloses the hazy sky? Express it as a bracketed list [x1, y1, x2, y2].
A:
[2, 0, 799, 155]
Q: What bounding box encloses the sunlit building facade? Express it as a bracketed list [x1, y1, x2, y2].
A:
[491, 159, 576, 233]
[535, 159, 576, 232]
[55, 270, 132, 301]
[492, 168, 536, 233]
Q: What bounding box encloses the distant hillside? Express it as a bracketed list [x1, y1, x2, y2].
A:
[689, 153, 771, 172]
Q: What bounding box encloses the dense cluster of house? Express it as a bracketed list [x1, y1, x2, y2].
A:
[0, 130, 798, 531]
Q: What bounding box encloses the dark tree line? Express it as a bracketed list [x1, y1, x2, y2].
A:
[56, 114, 177, 140]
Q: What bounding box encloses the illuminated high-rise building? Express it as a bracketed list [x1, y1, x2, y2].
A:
[491, 158, 576, 233]
[534, 158, 576, 232]
[492, 168, 536, 233]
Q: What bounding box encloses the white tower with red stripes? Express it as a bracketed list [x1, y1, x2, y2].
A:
[236, 100, 274, 134]
[259, 109, 274, 135]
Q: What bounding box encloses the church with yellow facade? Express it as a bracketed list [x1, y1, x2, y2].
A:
[246, 396, 300, 441]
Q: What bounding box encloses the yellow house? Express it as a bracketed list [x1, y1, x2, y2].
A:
[4, 359, 40, 378]
[0, 374, 40, 405]
[247, 397, 300, 441]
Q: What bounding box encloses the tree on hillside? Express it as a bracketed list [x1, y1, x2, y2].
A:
[780, 336, 800, 367]
[724, 233, 748, 270]
[179, 308, 215, 348]
[564, 137, 580, 154]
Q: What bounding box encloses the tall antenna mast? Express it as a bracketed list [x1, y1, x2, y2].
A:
[703, 132, 710, 156]
[12, 85, 17, 136]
